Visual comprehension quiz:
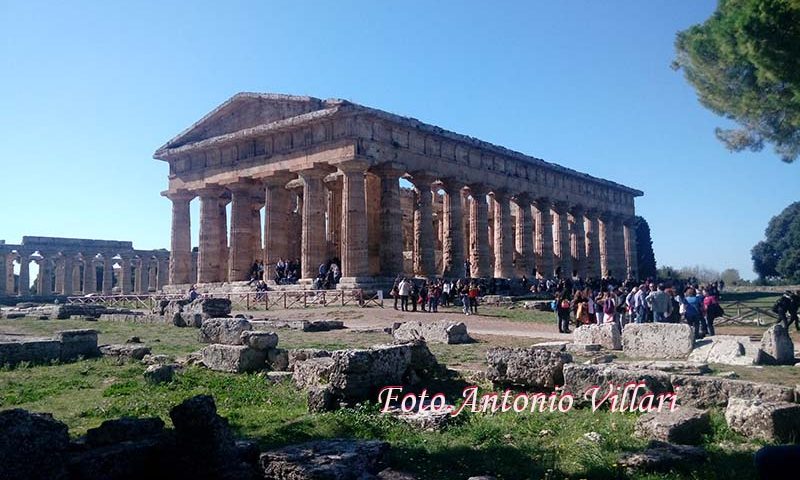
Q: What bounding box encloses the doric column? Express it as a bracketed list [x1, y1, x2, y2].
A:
[119, 257, 132, 294]
[4, 254, 13, 294]
[54, 258, 64, 294]
[148, 261, 157, 290]
[251, 195, 264, 267]
[83, 255, 95, 294]
[513, 193, 534, 277]
[584, 209, 601, 279]
[18, 253, 30, 296]
[624, 217, 639, 280]
[218, 195, 230, 282]
[468, 184, 491, 278]
[38, 258, 52, 296]
[570, 205, 586, 278]
[0, 253, 6, 296]
[339, 161, 370, 279]
[461, 189, 471, 270]
[264, 174, 294, 271]
[598, 212, 611, 277]
[298, 169, 328, 281]
[533, 198, 554, 278]
[197, 187, 224, 283]
[325, 176, 343, 261]
[411, 173, 436, 277]
[610, 215, 627, 279]
[135, 259, 146, 294]
[101, 255, 113, 294]
[373, 164, 404, 276]
[440, 179, 465, 278]
[166, 191, 194, 285]
[491, 190, 514, 278]
[228, 183, 256, 281]
[365, 173, 382, 276]
[62, 256, 74, 295]
[157, 258, 168, 289]
[552, 202, 572, 278]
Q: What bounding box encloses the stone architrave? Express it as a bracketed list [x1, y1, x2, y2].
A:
[339, 161, 370, 279]
[491, 190, 513, 279]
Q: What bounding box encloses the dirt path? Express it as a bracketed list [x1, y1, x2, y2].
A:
[234, 305, 567, 340]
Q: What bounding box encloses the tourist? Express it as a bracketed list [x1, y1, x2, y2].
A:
[463, 259, 471, 278]
[586, 288, 598, 324]
[625, 286, 637, 326]
[409, 282, 419, 312]
[460, 283, 470, 315]
[187, 284, 198, 302]
[682, 287, 705, 338]
[646, 283, 672, 322]
[441, 280, 451, 307]
[556, 290, 571, 333]
[702, 287, 722, 336]
[772, 290, 799, 331]
[601, 291, 616, 325]
[573, 290, 591, 326]
[390, 277, 400, 310]
[468, 283, 479, 314]
[330, 262, 340, 286]
[419, 282, 429, 312]
[398, 277, 411, 312]
[428, 283, 440, 313]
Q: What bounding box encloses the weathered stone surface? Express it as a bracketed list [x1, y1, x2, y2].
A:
[251, 319, 345, 332]
[563, 364, 674, 403]
[584, 354, 617, 365]
[622, 324, 694, 359]
[531, 341, 568, 351]
[635, 407, 711, 445]
[56, 329, 99, 361]
[67, 437, 167, 480]
[387, 406, 454, 431]
[265, 371, 293, 383]
[99, 344, 151, 361]
[288, 348, 331, 371]
[724, 397, 800, 442]
[573, 323, 622, 350]
[267, 347, 289, 371]
[199, 318, 252, 345]
[621, 361, 711, 376]
[0, 336, 61, 366]
[618, 441, 707, 473]
[144, 363, 175, 384]
[240, 330, 278, 350]
[259, 439, 389, 480]
[165, 298, 232, 328]
[293, 357, 335, 389]
[85, 417, 165, 447]
[392, 321, 471, 344]
[688, 336, 756, 366]
[201, 344, 266, 373]
[566, 343, 602, 353]
[670, 374, 795, 408]
[486, 346, 573, 389]
[142, 353, 172, 365]
[378, 469, 419, 479]
[756, 324, 795, 365]
[0, 408, 70, 480]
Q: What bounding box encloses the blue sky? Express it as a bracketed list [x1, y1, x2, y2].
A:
[0, 1, 796, 279]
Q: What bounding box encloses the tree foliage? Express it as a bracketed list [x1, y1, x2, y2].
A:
[752, 201, 800, 281]
[720, 268, 743, 284]
[634, 216, 657, 279]
[673, 0, 800, 162]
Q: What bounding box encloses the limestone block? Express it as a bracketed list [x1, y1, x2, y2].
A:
[293, 357, 335, 389]
[0, 409, 70, 480]
[56, 329, 99, 361]
[725, 397, 800, 442]
[198, 318, 252, 345]
[618, 441, 707, 474]
[201, 344, 266, 373]
[485, 346, 573, 389]
[620, 361, 711, 376]
[688, 336, 755, 366]
[85, 417, 165, 447]
[573, 323, 622, 350]
[143, 364, 175, 384]
[756, 324, 795, 365]
[240, 331, 278, 350]
[562, 364, 674, 404]
[288, 348, 331, 371]
[259, 439, 389, 479]
[670, 375, 795, 408]
[99, 344, 151, 361]
[392, 321, 471, 344]
[622, 324, 693, 359]
[0, 338, 61, 367]
[635, 407, 711, 445]
[267, 348, 290, 371]
[531, 341, 568, 351]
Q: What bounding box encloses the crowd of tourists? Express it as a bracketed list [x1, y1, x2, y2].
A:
[551, 276, 727, 338]
[272, 258, 302, 284]
[390, 277, 485, 315]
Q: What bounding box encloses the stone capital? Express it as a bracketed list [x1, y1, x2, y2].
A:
[467, 183, 489, 197]
[623, 216, 638, 227]
[489, 188, 510, 201]
[336, 159, 370, 174]
[584, 208, 600, 219]
[370, 162, 406, 179]
[162, 190, 195, 202]
[551, 201, 570, 214]
[294, 164, 336, 179]
[194, 185, 226, 199]
[409, 171, 438, 189]
[513, 192, 532, 205]
[436, 178, 464, 193]
[262, 172, 296, 188]
[533, 197, 551, 210]
[569, 204, 585, 216]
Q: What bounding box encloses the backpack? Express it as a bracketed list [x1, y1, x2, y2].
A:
[560, 299, 570, 309]
[603, 298, 615, 315]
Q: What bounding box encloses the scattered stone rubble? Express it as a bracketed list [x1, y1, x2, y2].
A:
[724, 397, 800, 442]
[0, 329, 99, 367]
[392, 320, 471, 344]
[0, 303, 132, 320]
[153, 298, 232, 328]
[617, 441, 708, 474]
[251, 319, 345, 332]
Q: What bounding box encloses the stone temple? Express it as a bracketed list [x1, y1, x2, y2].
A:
[155, 93, 642, 289]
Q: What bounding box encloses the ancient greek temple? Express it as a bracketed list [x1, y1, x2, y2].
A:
[0, 237, 169, 298]
[155, 93, 642, 289]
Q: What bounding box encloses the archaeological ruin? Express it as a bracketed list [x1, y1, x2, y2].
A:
[0, 237, 169, 299]
[156, 92, 643, 289]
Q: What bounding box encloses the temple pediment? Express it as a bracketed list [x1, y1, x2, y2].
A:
[158, 92, 329, 151]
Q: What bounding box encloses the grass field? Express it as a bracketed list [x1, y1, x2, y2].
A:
[0, 315, 779, 478]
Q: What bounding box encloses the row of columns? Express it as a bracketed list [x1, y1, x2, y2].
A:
[167, 163, 638, 285]
[0, 253, 166, 297]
